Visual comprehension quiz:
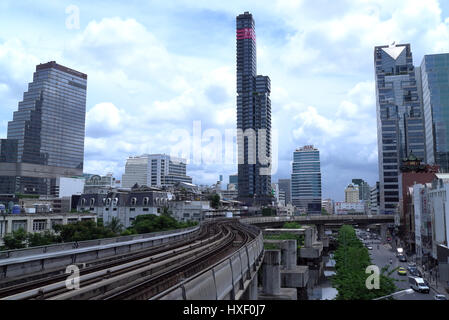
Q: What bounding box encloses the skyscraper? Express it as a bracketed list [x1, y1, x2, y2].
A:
[236, 12, 272, 205]
[420, 53, 449, 172]
[291, 145, 322, 214]
[345, 184, 359, 203]
[0, 61, 87, 195]
[374, 43, 425, 214]
[352, 178, 370, 201]
[278, 178, 291, 205]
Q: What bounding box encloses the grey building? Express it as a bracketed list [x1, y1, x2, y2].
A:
[352, 179, 371, 201]
[370, 182, 380, 215]
[291, 145, 322, 214]
[374, 43, 425, 214]
[122, 154, 192, 188]
[78, 185, 169, 228]
[420, 53, 449, 172]
[236, 12, 272, 205]
[0, 61, 87, 195]
[278, 178, 292, 205]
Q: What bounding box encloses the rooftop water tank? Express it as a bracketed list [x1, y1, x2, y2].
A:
[12, 205, 21, 214]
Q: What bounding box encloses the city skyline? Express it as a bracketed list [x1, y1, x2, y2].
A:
[3, 2, 449, 200]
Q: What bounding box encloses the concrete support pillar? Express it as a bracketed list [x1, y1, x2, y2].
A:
[248, 273, 258, 300]
[304, 228, 313, 248]
[262, 250, 281, 295]
[381, 224, 387, 243]
[317, 225, 325, 241]
[285, 240, 297, 269]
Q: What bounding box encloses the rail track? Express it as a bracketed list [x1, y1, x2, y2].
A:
[0, 220, 257, 300]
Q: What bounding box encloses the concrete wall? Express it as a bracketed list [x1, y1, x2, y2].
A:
[155, 225, 264, 300]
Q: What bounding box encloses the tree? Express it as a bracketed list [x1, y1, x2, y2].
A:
[261, 207, 275, 216]
[321, 208, 329, 215]
[2, 228, 27, 250]
[105, 217, 123, 234]
[208, 194, 220, 209]
[27, 231, 61, 247]
[161, 206, 173, 218]
[332, 225, 397, 300]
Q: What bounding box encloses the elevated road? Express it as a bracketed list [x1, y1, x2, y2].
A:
[239, 214, 394, 228]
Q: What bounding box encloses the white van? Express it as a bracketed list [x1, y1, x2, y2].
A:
[409, 277, 430, 293]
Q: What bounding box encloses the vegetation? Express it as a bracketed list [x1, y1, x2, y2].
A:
[208, 194, 221, 209]
[332, 225, 397, 300]
[283, 222, 302, 229]
[321, 208, 330, 215]
[1, 214, 198, 251]
[125, 214, 197, 234]
[264, 232, 304, 250]
[261, 207, 276, 216]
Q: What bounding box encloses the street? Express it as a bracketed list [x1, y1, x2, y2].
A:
[367, 239, 436, 300]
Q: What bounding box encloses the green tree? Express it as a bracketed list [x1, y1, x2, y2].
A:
[27, 231, 61, 247]
[283, 222, 302, 229]
[261, 207, 275, 216]
[105, 217, 123, 234]
[208, 194, 221, 209]
[331, 225, 397, 300]
[321, 208, 329, 215]
[2, 228, 27, 250]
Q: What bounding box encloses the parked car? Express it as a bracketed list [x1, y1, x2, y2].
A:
[407, 266, 422, 277]
[398, 254, 407, 262]
[366, 246, 373, 250]
[434, 294, 447, 300]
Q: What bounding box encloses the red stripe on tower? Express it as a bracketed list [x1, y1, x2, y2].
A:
[236, 28, 256, 41]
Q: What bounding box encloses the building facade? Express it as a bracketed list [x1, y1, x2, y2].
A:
[278, 178, 292, 205]
[352, 179, 371, 201]
[236, 12, 272, 205]
[370, 182, 380, 215]
[291, 145, 322, 214]
[345, 184, 360, 203]
[334, 202, 366, 215]
[321, 198, 334, 215]
[421, 53, 449, 172]
[375, 43, 426, 215]
[0, 61, 87, 195]
[121, 154, 192, 188]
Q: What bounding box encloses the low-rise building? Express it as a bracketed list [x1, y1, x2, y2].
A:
[321, 198, 334, 214]
[77, 185, 169, 228]
[169, 200, 210, 222]
[334, 202, 366, 215]
[0, 212, 97, 245]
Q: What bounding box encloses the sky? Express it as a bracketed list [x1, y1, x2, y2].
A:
[2, 0, 449, 201]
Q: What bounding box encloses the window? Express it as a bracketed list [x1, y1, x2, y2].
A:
[131, 197, 137, 206]
[130, 208, 135, 211]
[12, 220, 27, 232]
[113, 198, 118, 206]
[33, 219, 47, 231]
[143, 197, 149, 206]
[106, 198, 111, 205]
[51, 219, 63, 228]
[143, 208, 149, 211]
[90, 198, 95, 206]
[68, 218, 78, 224]
[81, 198, 86, 206]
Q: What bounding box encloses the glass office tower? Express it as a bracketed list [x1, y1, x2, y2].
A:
[421, 53, 449, 172]
[291, 145, 322, 214]
[0, 61, 87, 195]
[236, 12, 272, 205]
[374, 43, 425, 214]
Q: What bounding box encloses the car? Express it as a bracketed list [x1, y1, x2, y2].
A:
[398, 267, 407, 275]
[407, 262, 416, 267]
[398, 254, 407, 262]
[407, 267, 422, 277]
[409, 277, 430, 293]
[367, 246, 373, 250]
[434, 294, 448, 300]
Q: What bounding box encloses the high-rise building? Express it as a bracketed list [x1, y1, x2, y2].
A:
[236, 12, 272, 205]
[345, 184, 360, 203]
[278, 178, 292, 205]
[0, 61, 87, 195]
[291, 145, 322, 214]
[122, 154, 192, 188]
[229, 174, 238, 190]
[352, 178, 370, 201]
[374, 43, 426, 214]
[420, 53, 449, 172]
[370, 182, 380, 215]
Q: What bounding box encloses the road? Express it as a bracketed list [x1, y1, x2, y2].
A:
[366, 239, 436, 300]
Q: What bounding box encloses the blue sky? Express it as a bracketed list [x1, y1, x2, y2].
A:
[2, 0, 449, 200]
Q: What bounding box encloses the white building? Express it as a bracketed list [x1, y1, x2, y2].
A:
[169, 200, 210, 222]
[321, 199, 334, 214]
[122, 154, 192, 188]
[334, 202, 366, 215]
[0, 213, 97, 246]
[51, 176, 85, 198]
[344, 184, 359, 203]
[369, 183, 380, 215]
